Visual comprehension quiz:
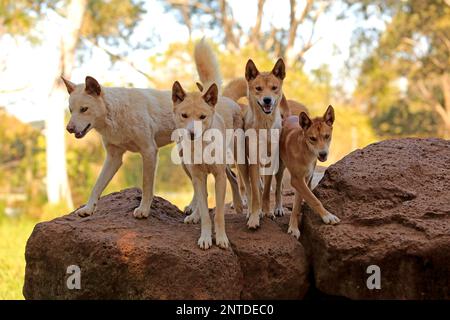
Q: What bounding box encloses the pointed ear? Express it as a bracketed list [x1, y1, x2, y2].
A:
[196, 82, 204, 92]
[172, 81, 186, 105]
[245, 59, 260, 81]
[61, 76, 76, 94]
[271, 58, 286, 80]
[323, 105, 335, 126]
[85, 76, 101, 96]
[203, 83, 218, 107]
[299, 112, 312, 130]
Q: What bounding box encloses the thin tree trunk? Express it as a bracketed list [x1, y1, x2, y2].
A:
[46, 0, 87, 209]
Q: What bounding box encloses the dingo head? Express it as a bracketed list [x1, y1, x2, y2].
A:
[62, 76, 107, 139]
[245, 58, 285, 115]
[172, 81, 218, 140]
[299, 105, 335, 162]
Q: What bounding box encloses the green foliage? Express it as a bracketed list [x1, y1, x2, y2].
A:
[350, 0, 450, 137]
[0, 0, 45, 37]
[0, 216, 37, 299]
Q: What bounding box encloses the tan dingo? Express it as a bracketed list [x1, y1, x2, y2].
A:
[279, 106, 341, 239]
[223, 59, 285, 229]
[172, 39, 243, 249]
[62, 76, 174, 219]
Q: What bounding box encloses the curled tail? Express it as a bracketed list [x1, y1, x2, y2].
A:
[222, 78, 248, 102]
[194, 38, 222, 92]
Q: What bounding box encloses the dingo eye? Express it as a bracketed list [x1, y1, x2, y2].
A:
[181, 113, 188, 118]
[255, 86, 262, 92]
[199, 115, 206, 120]
[324, 134, 330, 140]
[271, 86, 278, 91]
[309, 137, 317, 142]
[80, 107, 88, 113]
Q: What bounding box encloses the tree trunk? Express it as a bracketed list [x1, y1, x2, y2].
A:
[46, 0, 87, 209]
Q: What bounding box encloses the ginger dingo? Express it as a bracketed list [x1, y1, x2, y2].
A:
[172, 39, 243, 249]
[279, 106, 341, 239]
[223, 59, 285, 229]
[62, 76, 174, 219]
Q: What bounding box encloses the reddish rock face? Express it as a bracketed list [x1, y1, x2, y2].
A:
[23, 138, 449, 300]
[300, 138, 450, 299]
[23, 188, 309, 300]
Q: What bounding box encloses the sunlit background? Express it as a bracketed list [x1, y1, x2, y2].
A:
[1, 0, 449, 299]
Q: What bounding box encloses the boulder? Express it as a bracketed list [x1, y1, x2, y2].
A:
[300, 138, 450, 299]
[23, 188, 309, 300]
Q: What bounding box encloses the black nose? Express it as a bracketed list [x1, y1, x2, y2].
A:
[66, 125, 75, 134]
[263, 97, 272, 105]
[319, 152, 327, 158]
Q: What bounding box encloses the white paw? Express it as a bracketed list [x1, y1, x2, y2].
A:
[322, 212, 341, 225]
[215, 233, 229, 249]
[184, 211, 200, 224]
[133, 206, 150, 219]
[198, 233, 212, 250]
[287, 226, 300, 239]
[247, 213, 260, 229]
[274, 206, 285, 217]
[76, 204, 95, 217]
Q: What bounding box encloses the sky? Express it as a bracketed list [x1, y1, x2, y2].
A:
[0, 0, 374, 123]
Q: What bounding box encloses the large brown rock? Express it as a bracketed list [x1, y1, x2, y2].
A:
[23, 188, 309, 300]
[300, 138, 450, 299]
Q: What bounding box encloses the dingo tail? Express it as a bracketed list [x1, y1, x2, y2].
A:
[194, 38, 222, 92]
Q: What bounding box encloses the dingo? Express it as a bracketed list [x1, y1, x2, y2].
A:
[223, 59, 285, 229]
[62, 76, 174, 219]
[279, 106, 341, 239]
[172, 39, 243, 249]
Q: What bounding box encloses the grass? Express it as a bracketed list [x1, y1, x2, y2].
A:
[0, 216, 37, 300]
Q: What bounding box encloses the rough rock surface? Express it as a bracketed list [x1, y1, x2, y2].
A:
[298, 138, 450, 299]
[23, 188, 309, 300]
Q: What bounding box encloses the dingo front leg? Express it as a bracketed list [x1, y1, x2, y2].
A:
[292, 175, 340, 225]
[134, 142, 158, 219]
[77, 144, 124, 217]
[182, 162, 197, 215]
[247, 163, 261, 229]
[214, 170, 229, 248]
[261, 174, 274, 219]
[287, 191, 302, 239]
[192, 171, 212, 249]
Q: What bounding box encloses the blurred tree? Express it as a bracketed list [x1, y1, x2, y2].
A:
[347, 0, 450, 137]
[161, 0, 333, 67]
[0, 0, 148, 208]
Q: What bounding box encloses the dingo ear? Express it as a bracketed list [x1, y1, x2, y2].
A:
[196, 82, 204, 92]
[203, 83, 218, 107]
[299, 112, 312, 130]
[323, 105, 335, 126]
[271, 58, 286, 80]
[61, 76, 76, 94]
[85, 76, 101, 96]
[245, 59, 260, 81]
[172, 81, 186, 105]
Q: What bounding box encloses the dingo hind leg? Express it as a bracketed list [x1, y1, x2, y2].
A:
[133, 141, 158, 219]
